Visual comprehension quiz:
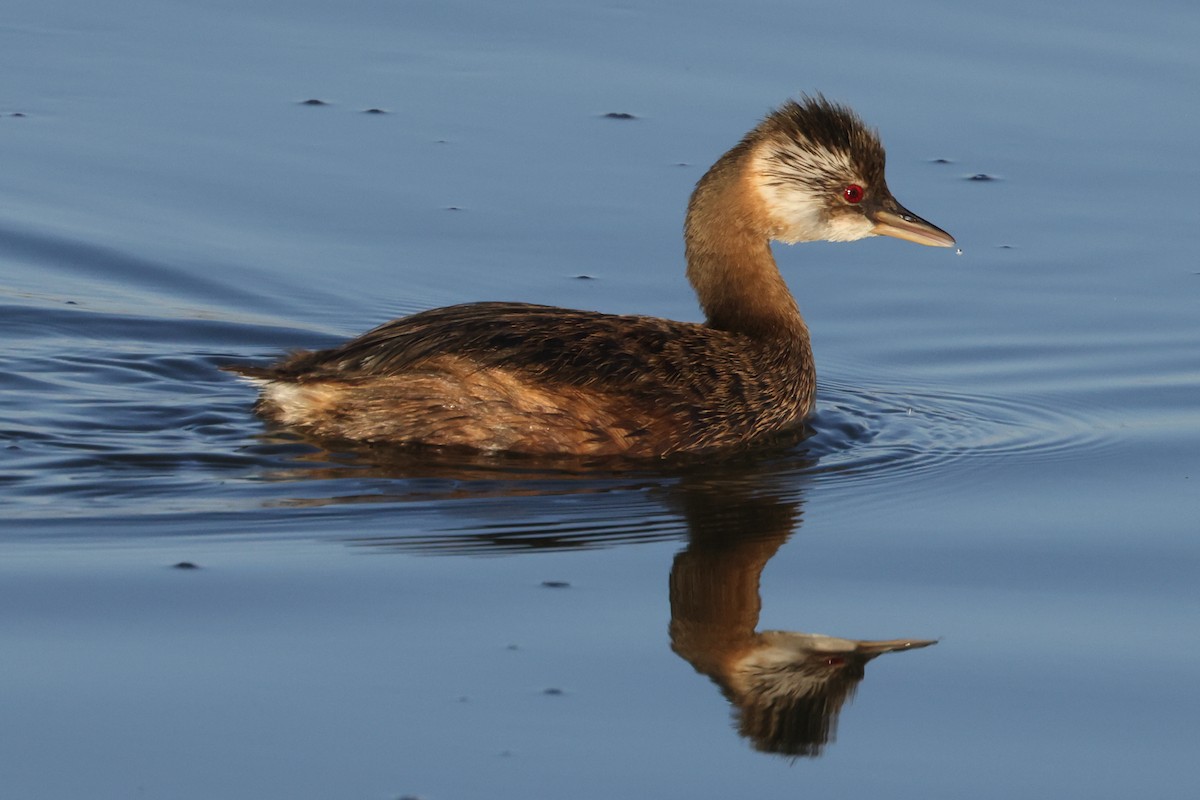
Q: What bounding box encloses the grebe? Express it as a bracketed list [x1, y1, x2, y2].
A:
[231, 95, 954, 457]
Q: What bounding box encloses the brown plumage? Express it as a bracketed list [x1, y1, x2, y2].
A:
[228, 95, 954, 458]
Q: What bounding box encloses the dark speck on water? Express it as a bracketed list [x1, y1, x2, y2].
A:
[171, 562, 200, 570]
[573, 274, 595, 280]
[542, 688, 565, 696]
[299, 98, 329, 106]
[930, 157, 953, 163]
[603, 112, 636, 120]
[363, 108, 388, 114]
[967, 173, 999, 181]
[541, 580, 570, 588]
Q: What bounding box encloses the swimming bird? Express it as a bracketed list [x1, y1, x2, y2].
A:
[230, 95, 954, 457]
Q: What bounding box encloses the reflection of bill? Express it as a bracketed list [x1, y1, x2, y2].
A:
[669, 482, 935, 758]
[321, 442, 936, 757]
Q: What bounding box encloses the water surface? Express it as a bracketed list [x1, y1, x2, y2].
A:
[2, 0, 1198, 797]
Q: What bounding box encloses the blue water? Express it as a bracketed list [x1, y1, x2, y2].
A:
[2, 0, 1198, 797]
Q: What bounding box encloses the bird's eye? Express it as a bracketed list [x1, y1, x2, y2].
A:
[843, 184, 864, 204]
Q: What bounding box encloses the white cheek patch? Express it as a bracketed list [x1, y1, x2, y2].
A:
[755, 177, 827, 243]
[750, 141, 872, 244]
[822, 214, 876, 242]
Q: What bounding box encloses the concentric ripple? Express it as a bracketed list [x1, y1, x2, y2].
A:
[802, 377, 1116, 485]
[2, 291, 1121, 550]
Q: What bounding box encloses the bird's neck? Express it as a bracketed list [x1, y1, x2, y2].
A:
[684, 150, 807, 341]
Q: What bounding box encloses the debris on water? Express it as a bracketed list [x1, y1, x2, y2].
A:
[930, 157, 953, 164]
[445, 206, 462, 211]
[967, 173, 998, 181]
[171, 561, 200, 570]
[363, 108, 388, 114]
[299, 98, 329, 106]
[10, 112, 26, 118]
[573, 274, 595, 281]
[956, 248, 963, 256]
[542, 687, 565, 696]
[541, 580, 570, 588]
[603, 112, 636, 120]
[506, 643, 520, 651]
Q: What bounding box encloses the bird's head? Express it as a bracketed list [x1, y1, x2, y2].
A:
[749, 95, 955, 248]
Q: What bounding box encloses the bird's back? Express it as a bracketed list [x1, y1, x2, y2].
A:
[230, 302, 814, 457]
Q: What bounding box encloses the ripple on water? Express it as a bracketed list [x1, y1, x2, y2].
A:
[245, 374, 1120, 553]
[804, 379, 1116, 487]
[2, 296, 1119, 539]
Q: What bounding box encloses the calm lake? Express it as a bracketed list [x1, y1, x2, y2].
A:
[2, 0, 1198, 797]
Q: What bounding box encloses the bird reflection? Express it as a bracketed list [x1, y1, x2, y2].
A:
[289, 439, 935, 757]
[669, 481, 933, 756]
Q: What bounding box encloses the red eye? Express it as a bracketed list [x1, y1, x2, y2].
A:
[843, 184, 864, 204]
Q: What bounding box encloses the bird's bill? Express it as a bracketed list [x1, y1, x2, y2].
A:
[871, 205, 956, 248]
[854, 638, 939, 656]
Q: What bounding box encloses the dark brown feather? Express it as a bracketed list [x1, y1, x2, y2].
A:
[231, 302, 814, 456]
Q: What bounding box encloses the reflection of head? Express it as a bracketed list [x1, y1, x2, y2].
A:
[726, 632, 929, 757]
[668, 472, 935, 759]
[670, 538, 936, 758]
